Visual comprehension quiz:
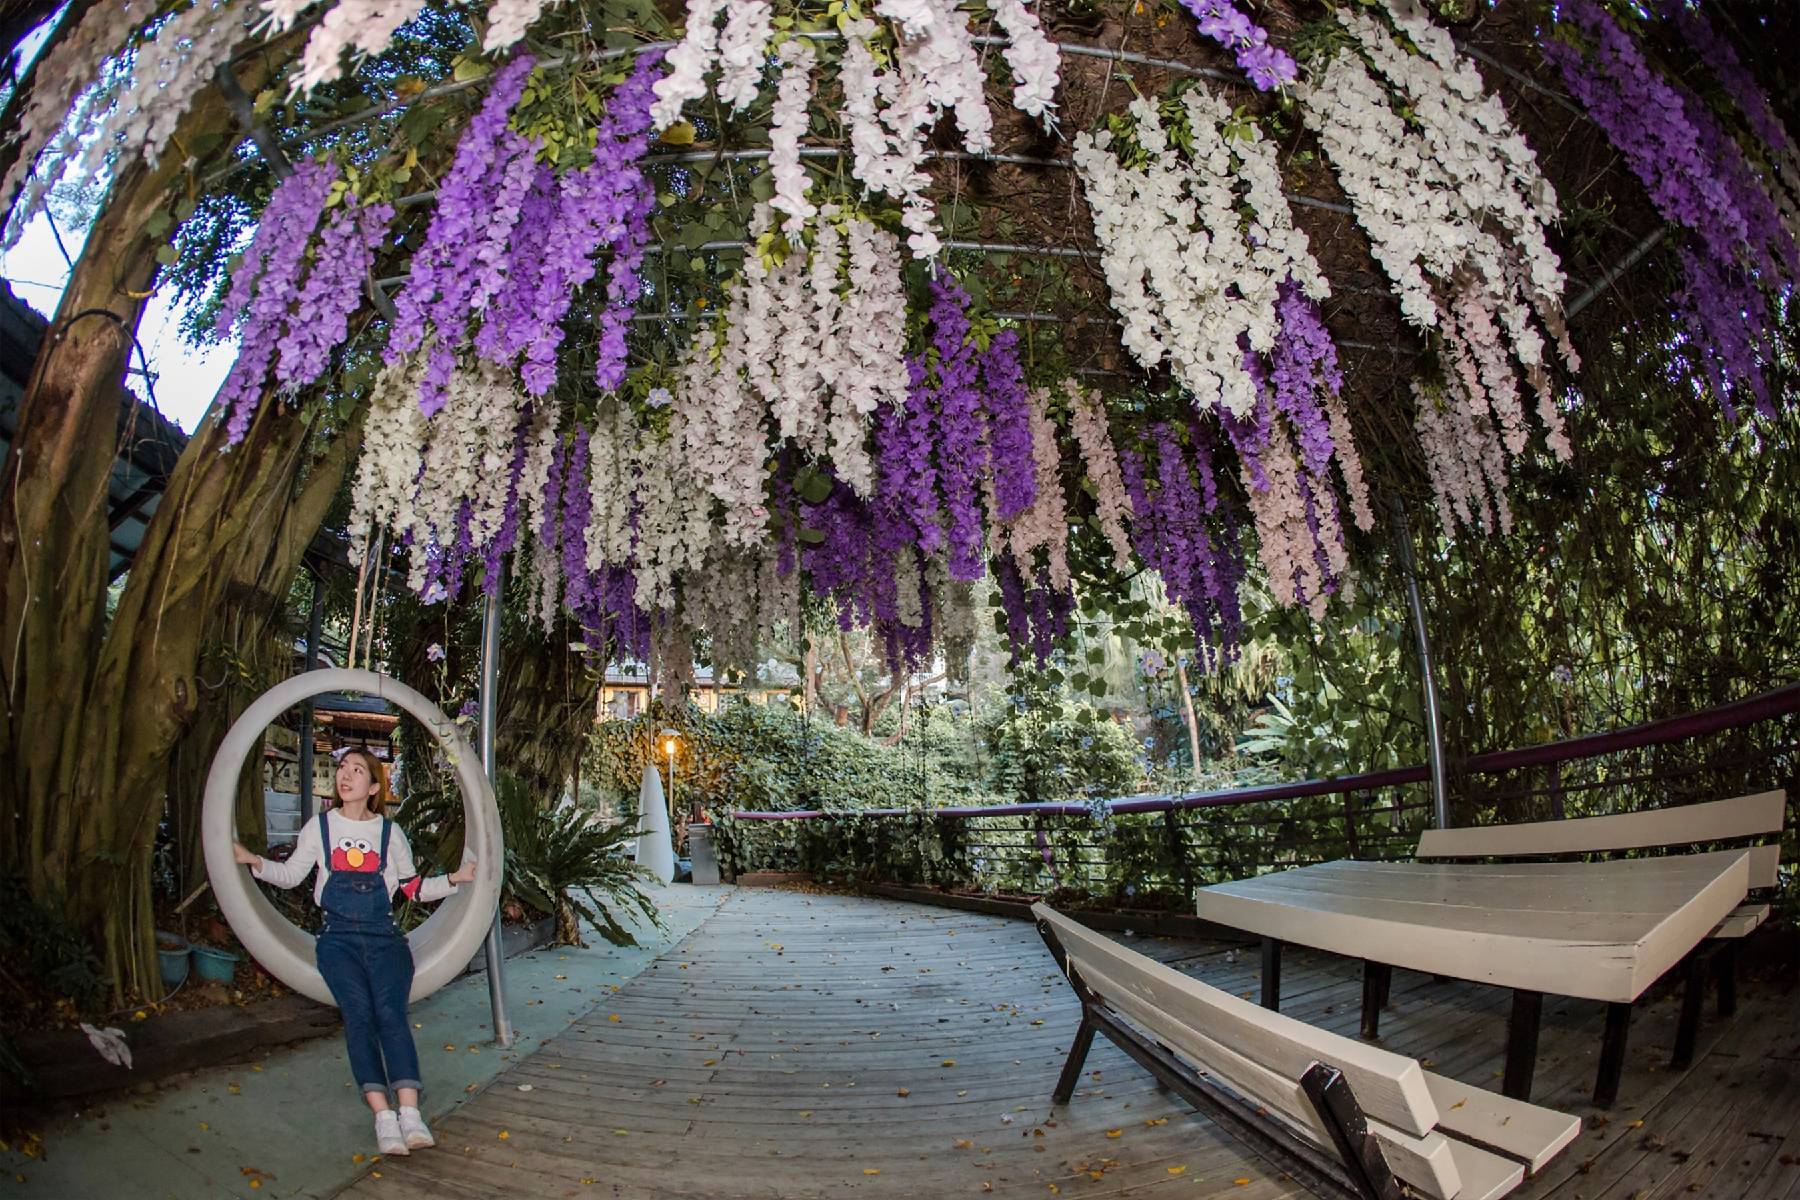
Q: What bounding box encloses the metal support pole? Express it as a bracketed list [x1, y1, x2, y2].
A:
[478, 575, 514, 1048]
[298, 572, 324, 824]
[1392, 500, 1450, 830]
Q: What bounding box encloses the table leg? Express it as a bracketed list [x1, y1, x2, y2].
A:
[1594, 1002, 1632, 1109]
[1261, 938, 1282, 1012]
[1360, 961, 1392, 1040]
[1672, 953, 1706, 1070]
[1714, 942, 1738, 1017]
[1503, 989, 1543, 1101]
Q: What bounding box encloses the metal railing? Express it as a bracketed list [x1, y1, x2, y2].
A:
[711, 684, 1799, 909]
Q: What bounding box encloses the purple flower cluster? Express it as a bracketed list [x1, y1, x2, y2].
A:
[1119, 424, 1245, 664]
[1542, 1, 1797, 416]
[922, 275, 988, 580]
[979, 329, 1038, 523]
[874, 359, 942, 554]
[591, 51, 666, 391]
[1178, 0, 1297, 91]
[1268, 283, 1341, 481]
[1661, 1, 1793, 155]
[536, 422, 650, 658]
[385, 53, 537, 414]
[993, 551, 1073, 669]
[214, 159, 337, 445]
[470, 49, 667, 395]
[797, 472, 932, 671]
[275, 195, 394, 390]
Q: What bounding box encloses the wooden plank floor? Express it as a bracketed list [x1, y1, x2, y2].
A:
[338, 887, 1800, 1200]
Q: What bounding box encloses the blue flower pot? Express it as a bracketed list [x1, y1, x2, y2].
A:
[191, 945, 241, 984]
[156, 932, 190, 989]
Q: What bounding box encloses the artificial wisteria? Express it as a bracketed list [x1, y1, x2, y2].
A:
[1178, 0, 1296, 91]
[1543, 0, 1798, 420]
[212, 161, 392, 444]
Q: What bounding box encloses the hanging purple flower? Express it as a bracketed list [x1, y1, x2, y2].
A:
[1178, 0, 1296, 91]
[923, 275, 987, 580]
[214, 159, 338, 445]
[274, 195, 394, 391]
[980, 328, 1037, 523]
[876, 357, 943, 554]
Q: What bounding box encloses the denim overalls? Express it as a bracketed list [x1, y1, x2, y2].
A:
[313, 813, 423, 1098]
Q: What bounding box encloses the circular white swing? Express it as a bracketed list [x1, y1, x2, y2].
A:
[202, 668, 504, 1006]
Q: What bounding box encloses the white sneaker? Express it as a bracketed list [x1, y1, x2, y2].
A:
[374, 1109, 410, 1157]
[397, 1105, 436, 1150]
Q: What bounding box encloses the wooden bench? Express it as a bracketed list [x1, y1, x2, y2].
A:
[1034, 904, 1580, 1200]
[1415, 788, 1787, 1078]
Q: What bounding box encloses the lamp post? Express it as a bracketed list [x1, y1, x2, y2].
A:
[661, 727, 679, 827]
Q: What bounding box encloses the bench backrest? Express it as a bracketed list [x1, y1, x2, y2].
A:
[1415, 789, 1786, 889]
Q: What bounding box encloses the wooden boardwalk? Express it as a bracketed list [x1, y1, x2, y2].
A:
[341, 887, 1800, 1200]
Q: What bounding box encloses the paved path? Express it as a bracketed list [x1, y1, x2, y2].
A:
[1, 885, 724, 1200]
[334, 887, 1800, 1200]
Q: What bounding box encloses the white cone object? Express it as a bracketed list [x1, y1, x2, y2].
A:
[635, 761, 675, 883]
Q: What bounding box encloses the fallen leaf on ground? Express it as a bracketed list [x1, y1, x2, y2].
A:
[1145, 1117, 1167, 1127]
[608, 1014, 621, 1022]
[942, 1059, 956, 1067]
[1167, 1166, 1187, 1176]
[1105, 1129, 1122, 1139]
[498, 1131, 511, 1140]
[897, 1088, 910, 1097]
[954, 1140, 973, 1149]
[863, 1168, 880, 1175]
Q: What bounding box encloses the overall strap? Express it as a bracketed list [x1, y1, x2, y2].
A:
[317, 810, 332, 859]
[379, 816, 393, 861]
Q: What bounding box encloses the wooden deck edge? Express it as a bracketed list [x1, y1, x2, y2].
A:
[860, 882, 1256, 943]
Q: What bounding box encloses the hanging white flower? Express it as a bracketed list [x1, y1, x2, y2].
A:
[877, 0, 993, 156]
[717, 0, 773, 110]
[1074, 93, 1270, 416]
[986, 0, 1060, 122]
[482, 0, 566, 52]
[651, 0, 725, 129]
[673, 325, 770, 550]
[769, 40, 818, 240]
[347, 358, 429, 557]
[292, 0, 429, 93]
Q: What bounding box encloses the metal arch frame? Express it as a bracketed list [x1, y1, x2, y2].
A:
[202, 668, 505, 1007]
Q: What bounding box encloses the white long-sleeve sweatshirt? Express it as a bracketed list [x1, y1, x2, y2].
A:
[252, 811, 458, 906]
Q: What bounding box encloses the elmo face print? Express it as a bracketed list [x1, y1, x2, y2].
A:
[329, 835, 382, 873]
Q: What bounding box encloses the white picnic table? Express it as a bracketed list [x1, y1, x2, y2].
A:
[1193, 849, 1751, 1105]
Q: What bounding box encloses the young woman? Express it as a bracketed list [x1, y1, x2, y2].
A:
[233, 747, 476, 1157]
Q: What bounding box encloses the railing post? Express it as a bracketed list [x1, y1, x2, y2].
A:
[1392, 499, 1451, 830]
[478, 574, 514, 1048]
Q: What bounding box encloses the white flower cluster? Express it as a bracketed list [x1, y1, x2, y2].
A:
[482, 0, 565, 52]
[650, 0, 768, 129]
[718, 0, 774, 109]
[876, 0, 992, 155]
[347, 358, 530, 597]
[582, 401, 636, 572]
[1064, 380, 1135, 570]
[290, 0, 429, 93]
[840, 19, 939, 257]
[78, 0, 244, 184]
[690, 206, 908, 509]
[1, 3, 148, 248]
[769, 40, 818, 240]
[995, 388, 1071, 590]
[347, 357, 429, 555]
[672, 324, 770, 551]
[985, 0, 1060, 122]
[1413, 376, 1513, 537]
[1343, 3, 1575, 372]
[1075, 90, 1307, 417]
[630, 422, 715, 609]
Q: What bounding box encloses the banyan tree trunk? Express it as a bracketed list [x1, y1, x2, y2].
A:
[0, 40, 336, 999]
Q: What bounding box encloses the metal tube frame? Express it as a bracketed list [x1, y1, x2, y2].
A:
[1392, 499, 1450, 831]
[478, 573, 514, 1048]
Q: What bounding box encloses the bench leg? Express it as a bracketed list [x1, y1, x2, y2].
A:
[1360, 961, 1392, 1040]
[1672, 954, 1706, 1070]
[1261, 938, 1282, 1012]
[1594, 1002, 1632, 1109]
[1714, 942, 1739, 1017]
[1503, 989, 1543, 1101]
[1299, 1063, 1404, 1200]
[1053, 1013, 1098, 1105]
